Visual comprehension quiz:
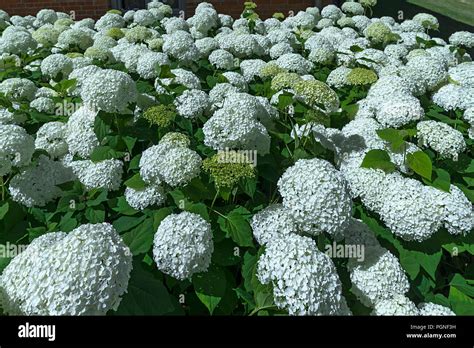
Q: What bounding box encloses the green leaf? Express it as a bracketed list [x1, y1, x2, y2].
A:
[277, 93, 293, 110]
[193, 264, 227, 315]
[122, 218, 154, 255]
[450, 274, 474, 297]
[90, 146, 125, 162]
[360, 149, 396, 173]
[152, 207, 173, 230]
[85, 207, 105, 223]
[407, 151, 432, 180]
[0, 202, 9, 220]
[116, 260, 178, 315]
[113, 215, 147, 233]
[124, 173, 147, 190]
[449, 287, 474, 315]
[431, 168, 451, 192]
[212, 238, 241, 266]
[376, 128, 405, 151]
[217, 207, 254, 247]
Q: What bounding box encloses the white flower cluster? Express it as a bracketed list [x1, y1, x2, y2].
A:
[174, 89, 210, 119]
[67, 158, 123, 191]
[140, 133, 202, 187]
[153, 212, 213, 280]
[417, 120, 466, 160]
[8, 155, 74, 207]
[0, 223, 132, 315]
[250, 204, 298, 245]
[203, 92, 272, 155]
[35, 121, 69, 158]
[0, 124, 35, 176]
[40, 53, 73, 79]
[81, 69, 138, 113]
[277, 158, 352, 237]
[257, 234, 350, 315]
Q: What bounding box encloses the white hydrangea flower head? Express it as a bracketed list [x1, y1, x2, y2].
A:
[0, 78, 37, 101]
[69, 159, 123, 191]
[81, 69, 137, 113]
[257, 234, 350, 315]
[208, 83, 240, 107]
[203, 107, 271, 156]
[153, 211, 214, 280]
[327, 66, 351, 88]
[57, 28, 94, 51]
[95, 13, 126, 31]
[195, 37, 219, 56]
[0, 124, 35, 175]
[139, 142, 202, 187]
[269, 42, 294, 60]
[30, 97, 55, 114]
[449, 31, 474, 48]
[375, 95, 424, 128]
[277, 158, 352, 236]
[348, 245, 410, 307]
[209, 49, 235, 70]
[65, 106, 99, 158]
[378, 174, 446, 241]
[417, 120, 466, 160]
[8, 155, 74, 207]
[125, 183, 166, 210]
[372, 295, 419, 316]
[441, 185, 474, 236]
[222, 92, 276, 128]
[0, 27, 37, 55]
[321, 5, 343, 21]
[40, 53, 73, 79]
[405, 55, 448, 91]
[221, 71, 248, 91]
[449, 62, 474, 86]
[341, 2, 365, 15]
[133, 9, 156, 27]
[250, 204, 298, 246]
[162, 30, 200, 63]
[35, 121, 68, 158]
[175, 89, 210, 119]
[343, 218, 380, 248]
[34, 9, 57, 27]
[432, 84, 472, 111]
[418, 302, 455, 316]
[240, 59, 266, 82]
[160, 68, 201, 90]
[275, 53, 313, 75]
[136, 52, 170, 79]
[0, 223, 132, 315]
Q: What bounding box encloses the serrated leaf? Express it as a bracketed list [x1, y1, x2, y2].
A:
[217, 207, 254, 247]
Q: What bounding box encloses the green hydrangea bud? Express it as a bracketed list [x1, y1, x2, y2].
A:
[125, 26, 153, 43]
[84, 47, 113, 63]
[106, 27, 125, 40]
[293, 80, 339, 113]
[202, 152, 255, 189]
[271, 72, 302, 91]
[143, 105, 176, 127]
[346, 68, 378, 86]
[365, 22, 397, 45]
[148, 38, 164, 52]
[260, 62, 287, 80]
[32, 26, 60, 47]
[159, 132, 191, 148]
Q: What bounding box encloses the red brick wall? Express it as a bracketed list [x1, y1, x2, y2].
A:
[186, 0, 334, 19]
[0, 0, 110, 19]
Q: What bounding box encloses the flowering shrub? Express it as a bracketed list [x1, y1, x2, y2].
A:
[0, 0, 473, 316]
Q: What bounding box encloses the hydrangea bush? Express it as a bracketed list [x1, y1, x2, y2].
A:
[0, 0, 472, 316]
